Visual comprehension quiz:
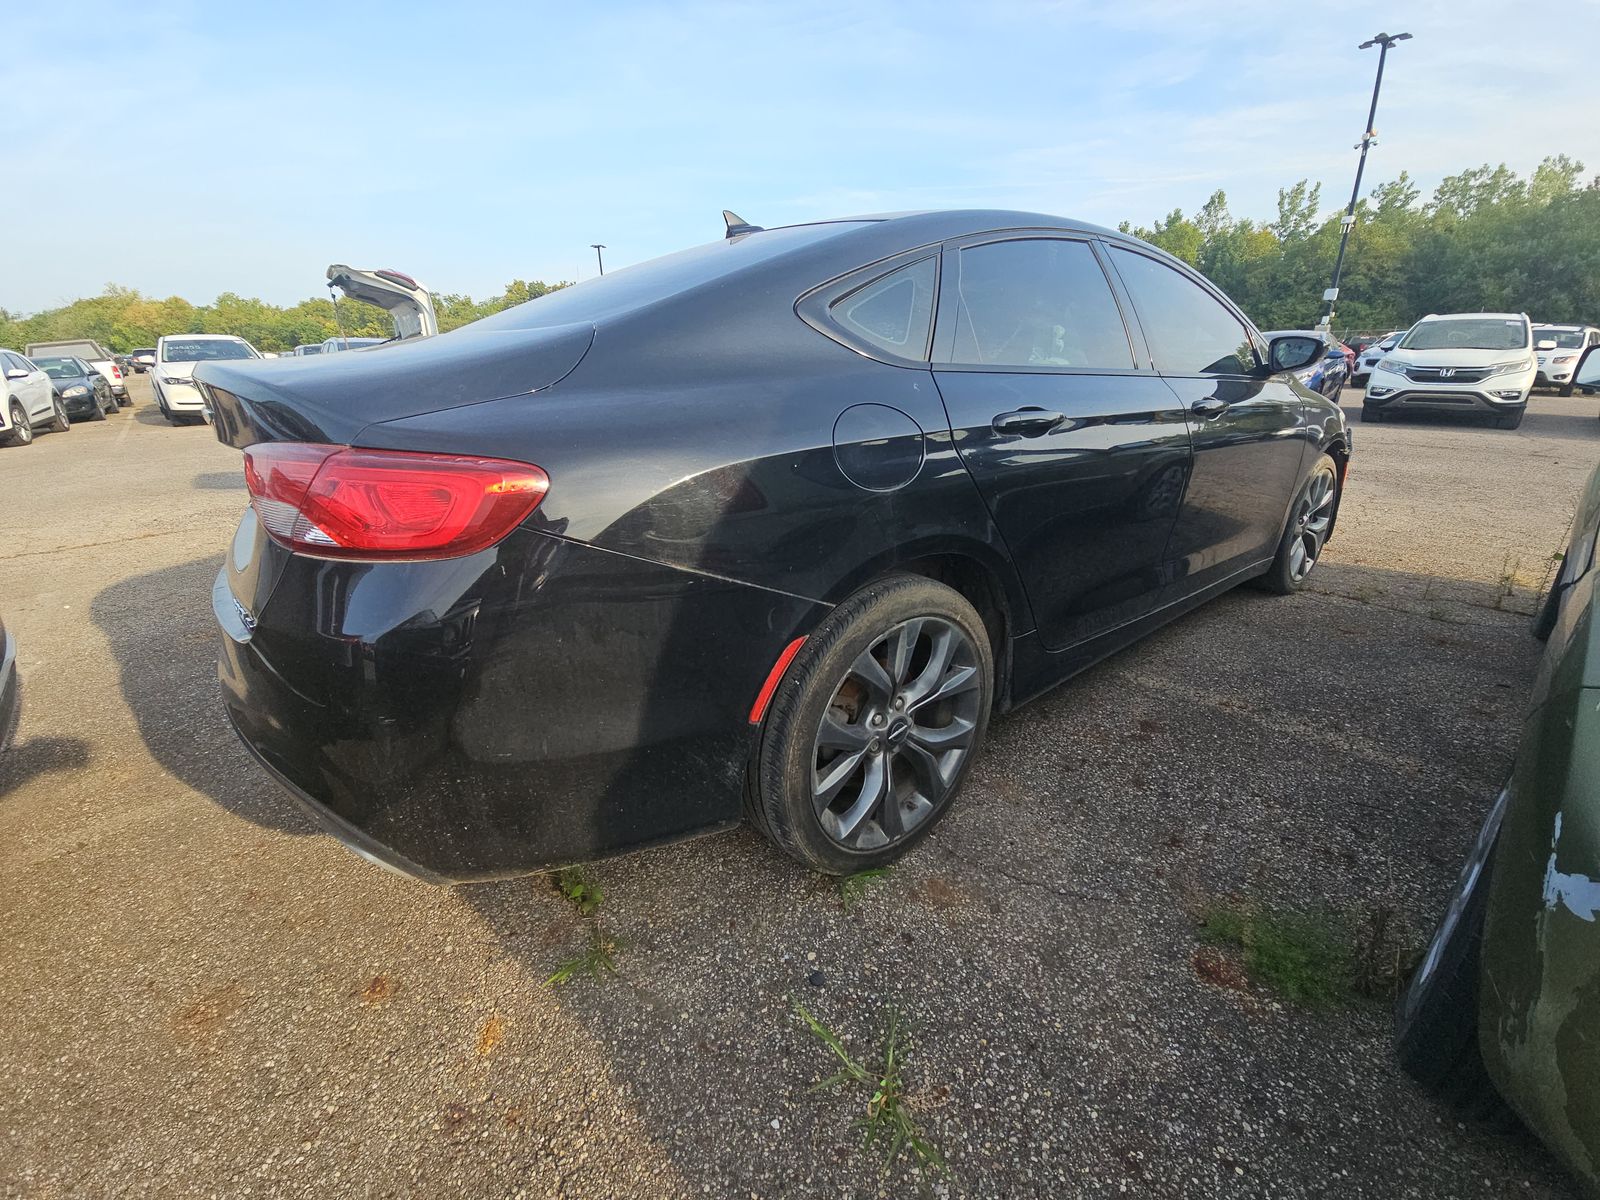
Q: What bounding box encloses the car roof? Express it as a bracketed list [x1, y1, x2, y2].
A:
[161, 333, 247, 340]
[1416, 312, 1527, 322]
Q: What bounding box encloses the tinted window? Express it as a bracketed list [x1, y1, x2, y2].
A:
[950, 239, 1132, 370]
[2, 353, 27, 372]
[828, 257, 935, 360]
[1109, 247, 1255, 375]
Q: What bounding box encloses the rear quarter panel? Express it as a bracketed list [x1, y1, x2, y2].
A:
[1481, 565, 1600, 1191]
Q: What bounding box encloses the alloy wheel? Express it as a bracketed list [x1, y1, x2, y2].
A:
[810, 617, 982, 850]
[1287, 469, 1336, 582]
[12, 403, 32, 444]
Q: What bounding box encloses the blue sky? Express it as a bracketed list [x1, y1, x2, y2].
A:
[7, 0, 1599, 313]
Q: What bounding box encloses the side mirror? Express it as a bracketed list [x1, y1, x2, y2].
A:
[1269, 335, 1323, 374]
[1536, 339, 1558, 351]
[4, 369, 28, 381]
[1574, 346, 1600, 392]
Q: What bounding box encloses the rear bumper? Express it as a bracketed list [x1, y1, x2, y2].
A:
[215, 525, 825, 882]
[0, 623, 19, 753]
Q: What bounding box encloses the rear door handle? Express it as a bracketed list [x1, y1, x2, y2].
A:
[1190, 396, 1229, 419]
[992, 408, 1066, 437]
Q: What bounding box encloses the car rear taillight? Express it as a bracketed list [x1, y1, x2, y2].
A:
[242, 442, 549, 560]
[111, 365, 123, 380]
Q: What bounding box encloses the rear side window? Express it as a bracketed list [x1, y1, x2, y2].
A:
[1109, 247, 1255, 376]
[828, 257, 936, 360]
[949, 239, 1132, 370]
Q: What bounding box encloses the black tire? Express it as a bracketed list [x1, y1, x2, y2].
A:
[1361, 405, 1383, 423]
[47, 399, 69, 433]
[1495, 409, 1524, 430]
[89, 393, 108, 421]
[1532, 578, 1564, 643]
[1395, 816, 1509, 1122]
[1259, 455, 1338, 596]
[1559, 382, 1575, 398]
[4, 400, 32, 447]
[746, 574, 994, 875]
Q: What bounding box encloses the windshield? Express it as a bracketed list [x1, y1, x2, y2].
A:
[35, 357, 86, 380]
[473, 221, 873, 332]
[162, 339, 254, 362]
[1537, 329, 1584, 349]
[1400, 318, 1528, 352]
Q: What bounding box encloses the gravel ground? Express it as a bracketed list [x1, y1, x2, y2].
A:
[1, 378, 1596, 1198]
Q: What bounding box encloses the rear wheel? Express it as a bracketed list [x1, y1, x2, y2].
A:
[1260, 456, 1337, 595]
[747, 574, 993, 875]
[47, 399, 69, 433]
[5, 400, 32, 447]
[1396, 794, 1509, 1121]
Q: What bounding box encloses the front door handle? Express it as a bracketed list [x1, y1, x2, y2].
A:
[1190, 396, 1229, 419]
[992, 407, 1066, 437]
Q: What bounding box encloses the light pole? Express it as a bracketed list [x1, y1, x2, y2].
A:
[1319, 31, 1411, 333]
[591, 244, 606, 276]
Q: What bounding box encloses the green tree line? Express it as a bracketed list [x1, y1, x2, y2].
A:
[0, 279, 569, 354]
[1121, 155, 1600, 335]
[5, 156, 1599, 351]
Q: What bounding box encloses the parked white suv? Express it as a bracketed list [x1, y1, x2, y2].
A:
[1, 350, 69, 446]
[151, 334, 260, 425]
[1532, 324, 1600, 395]
[1363, 313, 1536, 430]
[1351, 330, 1408, 384]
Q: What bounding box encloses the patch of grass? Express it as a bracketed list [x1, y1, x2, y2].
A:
[553, 866, 603, 916]
[546, 928, 620, 987]
[1199, 903, 1352, 1008]
[794, 1001, 944, 1178]
[837, 867, 890, 912]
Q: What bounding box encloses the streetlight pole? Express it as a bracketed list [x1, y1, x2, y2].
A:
[1319, 30, 1411, 333]
[591, 244, 606, 276]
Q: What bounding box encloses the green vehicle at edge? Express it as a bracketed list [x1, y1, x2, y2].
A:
[1397, 345, 1600, 1196]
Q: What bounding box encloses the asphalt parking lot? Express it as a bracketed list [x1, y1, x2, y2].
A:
[2, 375, 1597, 1198]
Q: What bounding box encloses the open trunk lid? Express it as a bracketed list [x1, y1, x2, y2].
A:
[327, 265, 438, 339]
[197, 321, 594, 449]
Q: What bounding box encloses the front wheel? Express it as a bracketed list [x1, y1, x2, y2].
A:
[89, 394, 108, 421]
[1495, 409, 1525, 430]
[48, 399, 70, 433]
[1260, 456, 1338, 595]
[5, 400, 32, 446]
[1361, 405, 1384, 423]
[746, 574, 994, 875]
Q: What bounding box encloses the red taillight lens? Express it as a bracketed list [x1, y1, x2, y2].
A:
[242, 442, 549, 560]
[111, 365, 123, 379]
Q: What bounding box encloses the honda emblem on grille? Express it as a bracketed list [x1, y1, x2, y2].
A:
[1439, 368, 1456, 378]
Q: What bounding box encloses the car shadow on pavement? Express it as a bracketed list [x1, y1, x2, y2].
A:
[89, 553, 315, 836]
[192, 470, 245, 491]
[0, 735, 91, 798]
[440, 556, 1586, 1198]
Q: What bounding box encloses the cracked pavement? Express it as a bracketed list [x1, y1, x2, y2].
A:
[1, 378, 1595, 1197]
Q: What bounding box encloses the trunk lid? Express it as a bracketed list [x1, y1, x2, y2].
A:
[327, 265, 438, 340]
[197, 321, 594, 449]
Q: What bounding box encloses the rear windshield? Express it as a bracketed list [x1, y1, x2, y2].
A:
[32, 342, 102, 359]
[1400, 318, 1528, 352]
[472, 222, 874, 332]
[162, 339, 254, 362]
[1537, 329, 1584, 348]
[34, 358, 86, 379]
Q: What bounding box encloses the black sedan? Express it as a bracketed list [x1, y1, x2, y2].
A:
[200, 210, 1348, 883]
[34, 356, 118, 420]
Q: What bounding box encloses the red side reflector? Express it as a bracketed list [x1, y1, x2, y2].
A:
[749, 636, 807, 724]
[243, 442, 549, 560]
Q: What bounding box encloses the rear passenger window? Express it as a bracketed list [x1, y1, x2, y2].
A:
[1108, 247, 1256, 376]
[949, 239, 1132, 370]
[828, 257, 936, 360]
